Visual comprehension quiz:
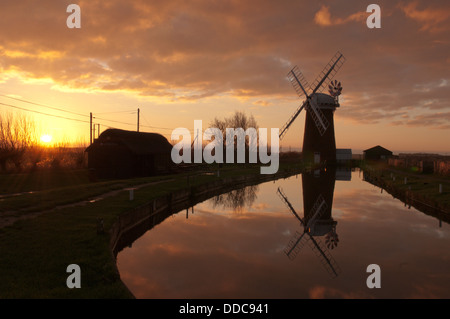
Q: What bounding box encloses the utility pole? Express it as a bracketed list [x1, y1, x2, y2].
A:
[90, 112, 93, 145]
[97, 124, 100, 138]
[137, 108, 140, 132]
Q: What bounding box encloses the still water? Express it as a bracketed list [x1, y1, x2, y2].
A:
[116, 169, 450, 298]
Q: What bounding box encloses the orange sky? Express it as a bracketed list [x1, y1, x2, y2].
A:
[0, 0, 449, 153]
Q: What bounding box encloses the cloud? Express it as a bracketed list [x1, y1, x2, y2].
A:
[400, 1, 450, 33]
[400, 112, 450, 129]
[253, 100, 271, 107]
[314, 5, 367, 27]
[314, 5, 366, 27]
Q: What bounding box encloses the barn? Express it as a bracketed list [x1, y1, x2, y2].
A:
[85, 129, 173, 179]
[363, 145, 393, 161]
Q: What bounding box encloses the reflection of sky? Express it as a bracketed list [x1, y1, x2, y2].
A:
[116, 171, 450, 299]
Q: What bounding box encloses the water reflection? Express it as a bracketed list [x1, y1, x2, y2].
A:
[211, 185, 259, 213]
[116, 169, 450, 299]
[277, 168, 343, 278]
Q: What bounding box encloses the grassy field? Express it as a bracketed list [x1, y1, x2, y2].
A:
[0, 169, 176, 217]
[361, 161, 450, 213]
[0, 169, 90, 194]
[0, 162, 303, 298]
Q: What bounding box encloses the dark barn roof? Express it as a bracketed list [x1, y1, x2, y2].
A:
[85, 129, 172, 155]
[85, 129, 173, 179]
[363, 145, 393, 161]
[363, 145, 393, 155]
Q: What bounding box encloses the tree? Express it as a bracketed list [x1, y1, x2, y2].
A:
[210, 110, 258, 145]
[0, 112, 37, 171]
[209, 110, 259, 163]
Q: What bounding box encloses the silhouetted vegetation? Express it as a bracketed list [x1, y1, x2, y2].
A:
[0, 112, 36, 172]
[0, 112, 87, 173]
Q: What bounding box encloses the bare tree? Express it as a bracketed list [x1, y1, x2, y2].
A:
[210, 110, 258, 145]
[209, 111, 259, 163]
[0, 112, 37, 171]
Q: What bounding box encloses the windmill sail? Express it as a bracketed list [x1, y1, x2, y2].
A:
[305, 194, 328, 228]
[287, 66, 310, 98]
[308, 237, 341, 278]
[279, 100, 307, 140]
[307, 95, 329, 136]
[277, 187, 303, 223]
[284, 230, 309, 260]
[309, 51, 346, 95]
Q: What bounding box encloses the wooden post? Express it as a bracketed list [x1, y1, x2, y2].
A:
[90, 112, 93, 145]
[137, 108, 140, 132]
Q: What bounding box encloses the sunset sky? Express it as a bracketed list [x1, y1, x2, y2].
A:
[0, 0, 449, 153]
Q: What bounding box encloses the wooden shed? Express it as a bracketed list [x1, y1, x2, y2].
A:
[85, 129, 173, 179]
[363, 145, 393, 161]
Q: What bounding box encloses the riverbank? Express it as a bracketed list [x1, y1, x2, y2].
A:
[0, 162, 303, 298]
[361, 162, 450, 223]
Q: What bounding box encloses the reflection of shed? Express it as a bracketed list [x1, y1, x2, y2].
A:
[85, 129, 172, 179]
[364, 145, 393, 161]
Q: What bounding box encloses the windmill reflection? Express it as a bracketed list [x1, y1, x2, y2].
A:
[211, 185, 259, 213]
[277, 167, 348, 278]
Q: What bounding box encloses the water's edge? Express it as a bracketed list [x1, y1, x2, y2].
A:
[109, 168, 302, 297]
[362, 170, 450, 223]
[110, 169, 301, 256]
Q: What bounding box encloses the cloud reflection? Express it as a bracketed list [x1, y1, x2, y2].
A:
[117, 171, 450, 298]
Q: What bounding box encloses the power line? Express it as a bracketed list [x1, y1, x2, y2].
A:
[93, 116, 136, 127]
[0, 102, 90, 124]
[0, 94, 194, 135]
[94, 115, 193, 132]
[95, 109, 136, 115]
[0, 93, 88, 118]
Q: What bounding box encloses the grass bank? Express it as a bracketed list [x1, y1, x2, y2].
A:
[361, 161, 450, 218]
[0, 162, 303, 298]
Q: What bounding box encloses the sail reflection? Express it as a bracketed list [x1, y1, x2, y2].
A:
[277, 168, 350, 278]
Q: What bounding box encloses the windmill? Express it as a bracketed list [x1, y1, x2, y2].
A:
[280, 51, 345, 165]
[276, 168, 340, 278]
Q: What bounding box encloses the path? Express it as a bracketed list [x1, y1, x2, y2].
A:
[0, 179, 174, 229]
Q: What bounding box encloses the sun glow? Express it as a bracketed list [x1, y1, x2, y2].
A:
[40, 134, 53, 144]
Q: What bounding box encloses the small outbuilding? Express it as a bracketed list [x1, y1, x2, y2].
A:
[336, 148, 352, 164]
[85, 129, 173, 179]
[363, 145, 393, 161]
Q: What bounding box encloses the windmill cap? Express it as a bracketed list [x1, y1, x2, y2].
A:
[311, 93, 339, 108]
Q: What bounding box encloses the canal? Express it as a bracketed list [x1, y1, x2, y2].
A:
[116, 168, 450, 298]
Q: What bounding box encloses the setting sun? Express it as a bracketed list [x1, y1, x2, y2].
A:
[40, 134, 53, 144]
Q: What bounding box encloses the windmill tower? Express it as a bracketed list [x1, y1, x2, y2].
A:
[279, 52, 345, 166]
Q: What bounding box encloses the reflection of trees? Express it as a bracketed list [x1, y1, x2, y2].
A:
[211, 185, 259, 213]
